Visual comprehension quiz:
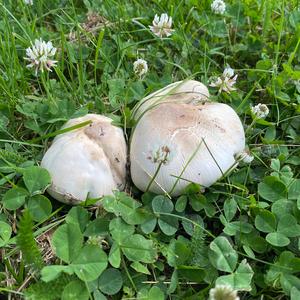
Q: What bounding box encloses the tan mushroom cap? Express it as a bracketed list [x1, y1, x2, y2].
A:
[41, 114, 127, 204]
[130, 102, 245, 196]
[132, 80, 209, 120]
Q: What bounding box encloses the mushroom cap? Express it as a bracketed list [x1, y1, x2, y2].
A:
[41, 114, 127, 204]
[132, 80, 209, 121]
[130, 102, 245, 196]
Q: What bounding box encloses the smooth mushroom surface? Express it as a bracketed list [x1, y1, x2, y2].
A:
[41, 114, 127, 204]
[132, 80, 209, 120]
[130, 98, 245, 196]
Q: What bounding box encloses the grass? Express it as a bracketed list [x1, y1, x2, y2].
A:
[0, 0, 300, 299]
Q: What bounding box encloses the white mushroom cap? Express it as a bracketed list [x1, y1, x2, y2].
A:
[132, 80, 209, 120]
[41, 114, 127, 204]
[130, 102, 245, 196]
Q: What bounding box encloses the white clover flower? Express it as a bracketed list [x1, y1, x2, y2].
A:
[149, 13, 175, 38]
[24, 38, 57, 75]
[24, 0, 33, 5]
[209, 65, 237, 93]
[211, 0, 226, 15]
[236, 149, 254, 164]
[223, 66, 234, 78]
[209, 285, 240, 300]
[148, 145, 172, 165]
[251, 103, 269, 119]
[133, 58, 148, 78]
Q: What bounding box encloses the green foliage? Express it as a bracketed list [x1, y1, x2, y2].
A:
[190, 227, 208, 267]
[23, 166, 51, 196]
[25, 274, 76, 300]
[255, 210, 277, 233]
[209, 236, 238, 273]
[41, 243, 108, 282]
[122, 234, 157, 263]
[97, 268, 123, 295]
[258, 176, 288, 201]
[216, 259, 254, 291]
[71, 245, 108, 281]
[0, 0, 300, 299]
[1, 166, 53, 222]
[138, 286, 165, 299]
[52, 223, 83, 263]
[61, 280, 90, 300]
[0, 149, 26, 165]
[0, 221, 12, 247]
[102, 191, 149, 225]
[42, 211, 108, 283]
[152, 195, 179, 235]
[28, 195, 52, 222]
[2, 187, 28, 210]
[16, 210, 43, 270]
[66, 207, 90, 232]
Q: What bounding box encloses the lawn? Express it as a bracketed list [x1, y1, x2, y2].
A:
[0, 0, 300, 299]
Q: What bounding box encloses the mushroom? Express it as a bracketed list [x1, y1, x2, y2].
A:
[130, 81, 245, 196]
[41, 114, 127, 204]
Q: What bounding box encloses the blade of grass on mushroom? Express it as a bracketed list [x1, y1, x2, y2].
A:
[29, 120, 92, 143]
[169, 138, 204, 195]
